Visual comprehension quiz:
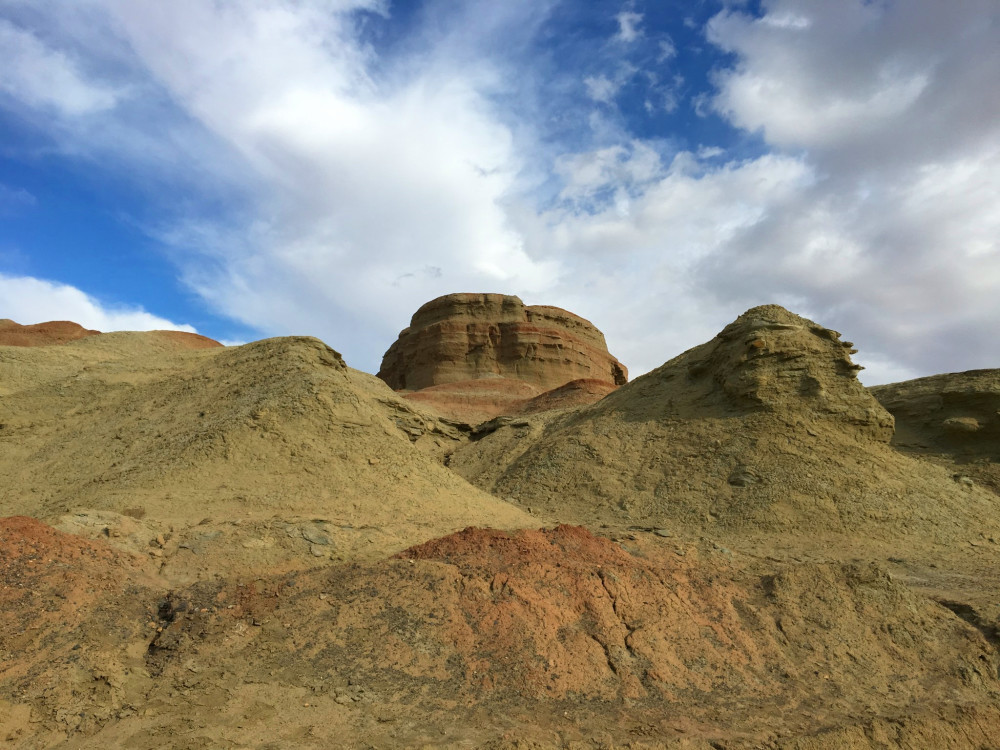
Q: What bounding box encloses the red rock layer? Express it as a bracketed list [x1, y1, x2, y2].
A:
[0, 319, 100, 346]
[378, 293, 627, 392]
[0, 319, 223, 349]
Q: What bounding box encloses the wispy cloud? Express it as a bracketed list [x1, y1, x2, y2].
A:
[0, 183, 36, 216]
[0, 19, 121, 116]
[0, 0, 996, 386]
[614, 9, 643, 44]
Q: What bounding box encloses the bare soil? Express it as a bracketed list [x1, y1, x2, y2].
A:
[2, 308, 1000, 748]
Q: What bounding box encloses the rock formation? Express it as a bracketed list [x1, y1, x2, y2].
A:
[4, 302, 1000, 749]
[377, 293, 627, 422]
[871, 369, 1000, 496]
[450, 305, 1000, 540]
[378, 293, 627, 391]
[871, 369, 1000, 458]
[0, 318, 100, 346]
[0, 318, 222, 349]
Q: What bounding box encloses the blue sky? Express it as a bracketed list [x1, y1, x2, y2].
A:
[1, 0, 998, 383]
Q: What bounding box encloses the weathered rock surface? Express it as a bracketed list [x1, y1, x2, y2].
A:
[0, 318, 223, 349]
[871, 369, 1000, 457]
[451, 305, 1000, 540]
[378, 293, 627, 392]
[871, 369, 1000, 496]
[0, 318, 100, 346]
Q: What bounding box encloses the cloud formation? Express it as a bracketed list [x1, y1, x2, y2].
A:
[0, 273, 196, 332]
[0, 18, 120, 116]
[699, 0, 1000, 381]
[0, 0, 997, 386]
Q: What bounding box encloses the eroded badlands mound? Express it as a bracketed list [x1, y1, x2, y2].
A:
[0, 318, 222, 349]
[0, 318, 100, 346]
[451, 305, 1000, 542]
[0, 330, 531, 581]
[2, 306, 1000, 749]
[378, 293, 627, 422]
[5, 520, 999, 748]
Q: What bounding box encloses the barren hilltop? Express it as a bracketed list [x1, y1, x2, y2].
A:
[2, 301, 999, 749]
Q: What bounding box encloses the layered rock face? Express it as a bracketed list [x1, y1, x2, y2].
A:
[378, 293, 627, 392]
[870, 369, 1000, 496]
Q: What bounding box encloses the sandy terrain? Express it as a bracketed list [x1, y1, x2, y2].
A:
[2, 308, 999, 748]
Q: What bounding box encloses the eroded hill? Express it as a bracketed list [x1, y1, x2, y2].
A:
[450, 305, 1000, 548]
[0, 331, 532, 583]
[2, 306, 1000, 749]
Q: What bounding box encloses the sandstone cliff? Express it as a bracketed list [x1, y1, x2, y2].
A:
[377, 293, 627, 392]
[871, 369, 1000, 496]
[871, 369, 1000, 458]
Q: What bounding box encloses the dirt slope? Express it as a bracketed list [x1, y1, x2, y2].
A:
[451, 305, 1000, 545]
[0, 333, 532, 582]
[5, 520, 998, 749]
[0, 517, 156, 746]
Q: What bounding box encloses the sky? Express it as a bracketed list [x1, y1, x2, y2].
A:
[0, 0, 998, 384]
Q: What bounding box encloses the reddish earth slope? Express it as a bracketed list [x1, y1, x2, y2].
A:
[0, 318, 222, 349]
[0, 319, 100, 346]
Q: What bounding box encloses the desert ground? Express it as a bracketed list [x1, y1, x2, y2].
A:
[1, 298, 998, 749]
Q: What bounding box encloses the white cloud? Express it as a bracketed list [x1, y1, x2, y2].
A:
[583, 74, 621, 104]
[657, 38, 677, 62]
[513, 149, 817, 375]
[0, 19, 120, 116]
[57, 0, 559, 366]
[2, 0, 997, 386]
[696, 0, 1000, 381]
[0, 273, 197, 332]
[615, 10, 643, 43]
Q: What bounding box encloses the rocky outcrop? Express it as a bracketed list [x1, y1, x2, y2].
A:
[871, 369, 1000, 458]
[686, 304, 893, 440]
[870, 370, 1000, 497]
[378, 293, 627, 392]
[450, 305, 1000, 540]
[0, 319, 100, 346]
[0, 319, 223, 349]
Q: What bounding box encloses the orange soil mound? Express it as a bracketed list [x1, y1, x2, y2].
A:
[0, 518, 153, 739]
[386, 526, 998, 702]
[0, 319, 100, 346]
[5, 521, 1000, 748]
[0, 319, 223, 349]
